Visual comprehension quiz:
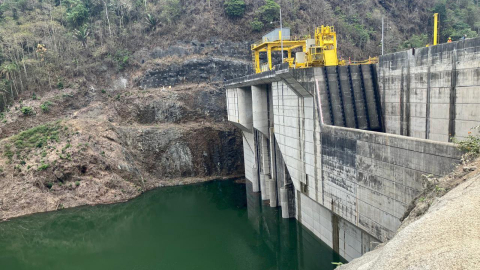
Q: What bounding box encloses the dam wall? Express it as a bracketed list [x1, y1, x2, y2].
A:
[224, 39, 480, 261]
[379, 38, 480, 141]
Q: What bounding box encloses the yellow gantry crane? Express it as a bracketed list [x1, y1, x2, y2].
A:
[252, 26, 375, 73]
[251, 28, 307, 73]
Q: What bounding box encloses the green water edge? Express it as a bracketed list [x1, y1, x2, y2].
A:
[0, 179, 345, 270]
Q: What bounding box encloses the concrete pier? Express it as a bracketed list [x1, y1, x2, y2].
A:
[225, 38, 480, 261]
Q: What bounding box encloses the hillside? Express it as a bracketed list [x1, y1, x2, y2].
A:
[1, 0, 480, 218]
[1, 0, 480, 106]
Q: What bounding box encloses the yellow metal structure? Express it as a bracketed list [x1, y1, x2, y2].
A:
[306, 26, 342, 67]
[251, 37, 307, 74]
[433, 13, 439, 45]
[251, 25, 370, 73]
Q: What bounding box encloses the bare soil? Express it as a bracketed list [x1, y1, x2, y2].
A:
[0, 85, 243, 221]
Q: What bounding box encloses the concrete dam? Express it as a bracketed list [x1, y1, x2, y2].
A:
[225, 38, 480, 261]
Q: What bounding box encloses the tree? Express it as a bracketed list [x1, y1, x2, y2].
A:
[251, 19, 264, 32]
[65, 0, 89, 27]
[258, 0, 280, 23]
[73, 25, 90, 48]
[224, 0, 245, 19]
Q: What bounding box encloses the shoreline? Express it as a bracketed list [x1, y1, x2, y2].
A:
[0, 174, 245, 223]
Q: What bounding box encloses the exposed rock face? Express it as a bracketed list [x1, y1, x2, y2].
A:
[138, 57, 251, 88]
[0, 41, 248, 220]
[133, 40, 251, 62]
[133, 39, 252, 89]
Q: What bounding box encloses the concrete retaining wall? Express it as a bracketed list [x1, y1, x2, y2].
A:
[320, 125, 461, 241]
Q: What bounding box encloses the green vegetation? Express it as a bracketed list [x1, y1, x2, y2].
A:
[21, 106, 34, 116]
[452, 126, 480, 155]
[4, 144, 14, 161]
[0, 0, 479, 115]
[224, 0, 245, 18]
[45, 182, 53, 189]
[145, 14, 158, 32]
[258, 0, 280, 23]
[110, 50, 131, 71]
[13, 123, 60, 150]
[37, 163, 50, 171]
[40, 101, 53, 113]
[73, 25, 90, 48]
[251, 19, 264, 32]
[62, 143, 71, 153]
[75, 181, 80, 187]
[57, 78, 65, 89]
[434, 0, 480, 41]
[402, 34, 429, 49]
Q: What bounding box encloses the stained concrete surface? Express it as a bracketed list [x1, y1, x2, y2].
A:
[337, 171, 480, 270]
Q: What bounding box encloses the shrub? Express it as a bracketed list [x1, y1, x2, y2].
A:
[75, 181, 80, 187]
[4, 144, 13, 161]
[12, 123, 60, 151]
[258, 0, 280, 23]
[45, 182, 53, 189]
[224, 0, 245, 18]
[38, 163, 49, 171]
[452, 127, 480, 155]
[65, 0, 88, 27]
[251, 19, 264, 32]
[145, 14, 158, 31]
[111, 50, 130, 71]
[21, 106, 34, 116]
[402, 34, 428, 49]
[41, 101, 53, 113]
[57, 79, 64, 89]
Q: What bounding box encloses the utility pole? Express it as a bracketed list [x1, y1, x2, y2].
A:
[280, 8, 284, 63]
[381, 16, 384, 55]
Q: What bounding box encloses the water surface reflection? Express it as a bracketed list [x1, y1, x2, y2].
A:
[0, 180, 344, 270]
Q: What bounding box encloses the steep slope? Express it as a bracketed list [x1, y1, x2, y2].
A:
[0, 81, 245, 220]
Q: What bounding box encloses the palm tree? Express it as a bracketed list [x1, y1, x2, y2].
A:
[145, 14, 158, 32]
[73, 25, 90, 48]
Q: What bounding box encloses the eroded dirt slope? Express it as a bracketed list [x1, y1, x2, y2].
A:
[0, 83, 243, 220]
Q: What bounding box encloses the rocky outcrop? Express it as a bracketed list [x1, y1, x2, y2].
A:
[0, 39, 249, 220]
[0, 82, 245, 221]
[138, 57, 251, 88]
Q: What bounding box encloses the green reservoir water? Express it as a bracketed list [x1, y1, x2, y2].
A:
[0, 180, 344, 270]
